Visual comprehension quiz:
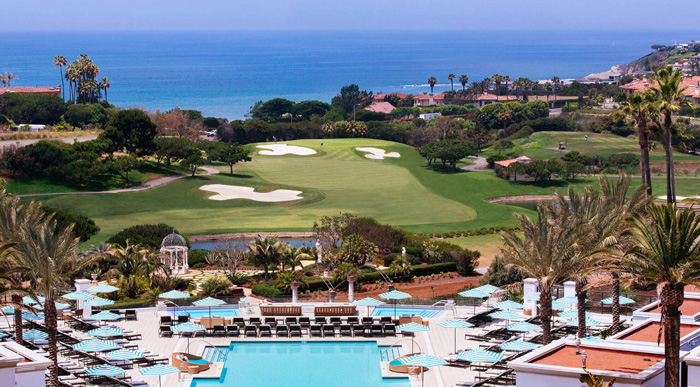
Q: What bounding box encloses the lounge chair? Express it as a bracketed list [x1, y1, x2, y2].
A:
[285, 317, 298, 325]
[351, 325, 365, 337]
[362, 317, 374, 326]
[289, 325, 302, 337]
[264, 317, 277, 327]
[109, 310, 122, 316]
[177, 315, 189, 324]
[275, 325, 289, 337]
[322, 325, 335, 337]
[298, 317, 311, 328]
[233, 317, 245, 327]
[347, 317, 359, 325]
[380, 316, 392, 325]
[314, 317, 327, 325]
[384, 324, 396, 336]
[309, 325, 323, 337]
[125, 310, 137, 320]
[159, 316, 172, 326]
[226, 325, 239, 337]
[244, 326, 258, 337]
[158, 325, 173, 337]
[339, 325, 352, 337]
[330, 317, 342, 326]
[371, 324, 383, 336]
[213, 325, 226, 337]
[259, 325, 272, 337]
[249, 317, 262, 326]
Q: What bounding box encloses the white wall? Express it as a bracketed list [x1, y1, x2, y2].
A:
[516, 370, 663, 387]
[0, 367, 16, 387]
[15, 368, 45, 387]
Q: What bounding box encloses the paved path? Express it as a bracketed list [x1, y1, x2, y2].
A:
[461, 155, 489, 172]
[0, 135, 97, 148]
[17, 166, 220, 198]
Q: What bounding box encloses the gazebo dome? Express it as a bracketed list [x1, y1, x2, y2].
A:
[161, 231, 187, 249]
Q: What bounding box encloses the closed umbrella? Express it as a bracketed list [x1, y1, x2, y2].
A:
[395, 354, 447, 387]
[458, 288, 489, 313]
[139, 364, 180, 387]
[85, 364, 125, 377]
[87, 284, 120, 294]
[352, 297, 386, 317]
[171, 322, 205, 353]
[73, 338, 120, 352]
[88, 326, 124, 338]
[193, 297, 226, 319]
[437, 319, 474, 353]
[493, 300, 524, 310]
[498, 339, 537, 352]
[457, 349, 504, 379]
[396, 322, 430, 353]
[23, 329, 48, 341]
[379, 290, 411, 319]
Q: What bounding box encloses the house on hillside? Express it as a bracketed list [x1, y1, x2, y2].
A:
[363, 101, 395, 115]
[0, 86, 61, 97]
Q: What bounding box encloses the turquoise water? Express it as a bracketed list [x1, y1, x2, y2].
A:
[372, 306, 442, 318]
[190, 341, 409, 387]
[172, 307, 240, 319]
[3, 30, 699, 118]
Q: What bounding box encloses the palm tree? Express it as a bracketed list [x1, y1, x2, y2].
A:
[503, 75, 511, 98]
[427, 77, 437, 94]
[53, 56, 67, 100]
[616, 92, 659, 198]
[0, 74, 7, 87]
[246, 237, 284, 280]
[284, 246, 312, 272]
[338, 234, 378, 266]
[4, 73, 18, 87]
[491, 74, 504, 96]
[0, 242, 30, 340]
[100, 78, 110, 102]
[650, 66, 692, 204]
[621, 204, 700, 387]
[544, 82, 552, 104]
[458, 75, 469, 92]
[13, 216, 96, 387]
[501, 204, 585, 344]
[448, 74, 456, 91]
[551, 76, 560, 105]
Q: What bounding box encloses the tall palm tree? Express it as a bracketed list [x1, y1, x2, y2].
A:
[99, 78, 110, 102]
[448, 74, 456, 91]
[53, 56, 67, 100]
[427, 77, 437, 94]
[544, 82, 552, 104]
[0, 74, 7, 87]
[246, 237, 284, 280]
[458, 75, 469, 92]
[621, 204, 700, 387]
[616, 92, 659, 198]
[4, 73, 18, 87]
[650, 66, 692, 204]
[0, 242, 30, 340]
[491, 74, 504, 96]
[551, 76, 560, 105]
[503, 75, 511, 98]
[501, 204, 584, 344]
[13, 216, 96, 387]
[284, 246, 312, 272]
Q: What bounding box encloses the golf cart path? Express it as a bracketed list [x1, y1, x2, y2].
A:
[17, 166, 220, 198]
[461, 156, 489, 172]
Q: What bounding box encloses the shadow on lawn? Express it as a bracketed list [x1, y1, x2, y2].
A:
[422, 164, 467, 174]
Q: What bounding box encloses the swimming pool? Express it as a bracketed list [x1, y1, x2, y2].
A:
[171, 307, 241, 319]
[372, 306, 442, 318]
[190, 341, 409, 387]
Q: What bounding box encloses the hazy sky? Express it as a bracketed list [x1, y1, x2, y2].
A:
[2, 0, 699, 31]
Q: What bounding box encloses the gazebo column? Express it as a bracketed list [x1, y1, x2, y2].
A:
[347, 276, 356, 303]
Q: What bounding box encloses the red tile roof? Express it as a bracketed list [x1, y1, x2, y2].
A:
[619, 322, 700, 343]
[374, 93, 408, 101]
[621, 76, 700, 94]
[364, 101, 395, 114]
[530, 345, 664, 374]
[0, 86, 61, 96]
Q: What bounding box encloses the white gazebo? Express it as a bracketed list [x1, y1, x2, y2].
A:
[160, 231, 189, 275]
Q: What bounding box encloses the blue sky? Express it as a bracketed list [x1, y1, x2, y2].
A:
[2, 0, 699, 31]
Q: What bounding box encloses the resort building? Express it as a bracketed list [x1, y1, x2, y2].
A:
[0, 86, 61, 97]
[0, 341, 51, 387]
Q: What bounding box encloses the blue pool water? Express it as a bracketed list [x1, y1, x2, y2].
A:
[190, 342, 409, 387]
[372, 306, 442, 319]
[172, 307, 240, 319]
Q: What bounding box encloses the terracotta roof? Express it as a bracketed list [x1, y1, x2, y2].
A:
[374, 93, 408, 101]
[364, 101, 395, 114]
[621, 75, 700, 94]
[494, 159, 520, 168]
[0, 86, 61, 95]
[648, 297, 700, 315]
[530, 345, 664, 374]
[618, 322, 700, 343]
[475, 94, 519, 101]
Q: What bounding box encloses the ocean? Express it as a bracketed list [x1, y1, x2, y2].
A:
[2, 30, 699, 119]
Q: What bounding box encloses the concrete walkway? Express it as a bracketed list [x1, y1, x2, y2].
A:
[17, 166, 220, 198]
[461, 156, 489, 172]
[0, 135, 97, 148]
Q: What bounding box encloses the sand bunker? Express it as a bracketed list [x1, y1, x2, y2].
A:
[356, 147, 401, 160]
[200, 184, 303, 202]
[257, 144, 316, 156]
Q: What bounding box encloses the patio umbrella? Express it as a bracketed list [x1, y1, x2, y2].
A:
[88, 311, 121, 325]
[171, 322, 206, 353]
[22, 312, 44, 321]
[352, 297, 386, 317]
[88, 326, 124, 338]
[395, 354, 447, 387]
[34, 302, 71, 311]
[523, 292, 541, 301]
[474, 284, 501, 294]
[139, 364, 180, 387]
[437, 319, 474, 353]
[551, 296, 580, 310]
[87, 284, 120, 294]
[106, 348, 145, 361]
[1, 306, 13, 314]
[396, 322, 430, 353]
[22, 295, 45, 305]
[0, 332, 10, 340]
[498, 339, 537, 352]
[507, 321, 542, 339]
[159, 290, 190, 299]
[62, 291, 95, 300]
[601, 296, 635, 305]
[581, 335, 605, 343]
[558, 309, 591, 319]
[458, 288, 489, 313]
[85, 364, 125, 377]
[84, 296, 115, 308]
[493, 300, 524, 310]
[566, 317, 601, 327]
[23, 329, 48, 341]
[193, 297, 226, 319]
[488, 310, 523, 326]
[73, 338, 120, 352]
[379, 290, 411, 319]
[457, 349, 505, 379]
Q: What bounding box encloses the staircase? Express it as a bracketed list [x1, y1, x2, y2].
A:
[380, 346, 403, 362]
[201, 346, 228, 363]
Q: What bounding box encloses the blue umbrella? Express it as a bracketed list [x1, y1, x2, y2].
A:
[493, 300, 524, 310]
[352, 297, 386, 316]
[395, 354, 447, 387]
[601, 296, 635, 305]
[139, 364, 180, 387]
[457, 348, 504, 378]
[379, 290, 411, 319]
[552, 296, 580, 310]
[474, 284, 501, 294]
[22, 295, 45, 305]
[171, 322, 206, 353]
[73, 339, 120, 352]
[193, 297, 226, 319]
[88, 311, 121, 323]
[106, 348, 145, 361]
[438, 319, 474, 353]
[458, 288, 490, 312]
[159, 290, 190, 299]
[23, 329, 48, 341]
[22, 312, 44, 321]
[34, 302, 71, 311]
[1, 306, 13, 314]
[566, 317, 601, 327]
[62, 291, 95, 300]
[87, 284, 120, 294]
[88, 326, 124, 338]
[499, 339, 537, 352]
[85, 364, 125, 376]
[507, 322, 542, 332]
[84, 297, 114, 307]
[397, 322, 430, 353]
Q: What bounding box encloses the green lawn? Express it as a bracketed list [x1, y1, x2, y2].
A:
[486, 131, 700, 163]
[20, 138, 700, 245]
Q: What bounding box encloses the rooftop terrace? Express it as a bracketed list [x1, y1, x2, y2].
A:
[618, 321, 700, 343]
[529, 345, 664, 374]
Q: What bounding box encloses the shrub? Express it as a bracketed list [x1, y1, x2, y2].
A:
[64, 103, 109, 128]
[188, 249, 209, 268]
[107, 224, 190, 249]
[486, 154, 509, 168]
[454, 249, 480, 275]
[200, 277, 232, 297]
[480, 256, 524, 287]
[252, 283, 282, 297]
[343, 218, 404, 253]
[41, 205, 100, 242]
